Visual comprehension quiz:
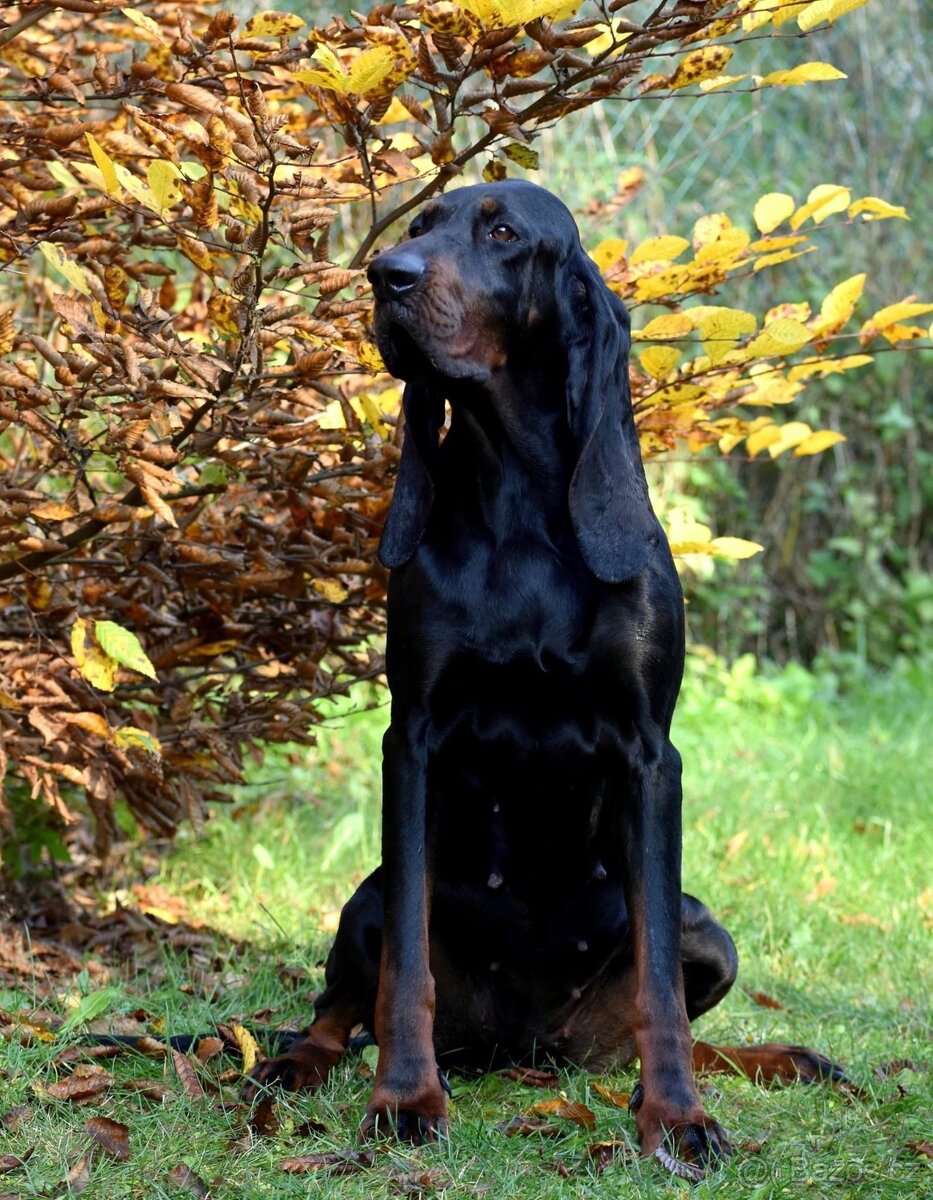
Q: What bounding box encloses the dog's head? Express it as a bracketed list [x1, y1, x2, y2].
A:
[371, 181, 659, 583]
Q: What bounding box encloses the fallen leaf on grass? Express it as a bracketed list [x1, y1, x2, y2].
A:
[195, 1037, 224, 1064]
[875, 1059, 925, 1078]
[172, 1049, 205, 1098]
[43, 1069, 114, 1102]
[905, 1141, 933, 1159]
[231, 1023, 260, 1073]
[167, 1162, 211, 1197]
[122, 1079, 176, 1102]
[56, 1043, 123, 1064]
[497, 1115, 563, 1138]
[0, 1148, 33, 1173]
[389, 1166, 449, 1193]
[294, 1117, 329, 1137]
[587, 1140, 636, 1172]
[280, 1149, 375, 1174]
[135, 1036, 168, 1056]
[528, 1097, 596, 1130]
[592, 1082, 631, 1108]
[86, 1116, 131, 1160]
[500, 1066, 561, 1088]
[249, 1096, 279, 1138]
[0, 1106, 32, 1131]
[744, 988, 783, 1010]
[67, 1153, 94, 1194]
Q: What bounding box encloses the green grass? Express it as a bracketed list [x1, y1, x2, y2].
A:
[2, 658, 930, 1198]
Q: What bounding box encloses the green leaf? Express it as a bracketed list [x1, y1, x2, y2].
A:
[60, 988, 121, 1033]
[94, 621, 158, 681]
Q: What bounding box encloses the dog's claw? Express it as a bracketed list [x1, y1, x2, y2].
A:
[653, 1144, 706, 1182]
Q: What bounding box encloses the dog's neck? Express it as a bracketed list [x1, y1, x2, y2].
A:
[438, 366, 575, 535]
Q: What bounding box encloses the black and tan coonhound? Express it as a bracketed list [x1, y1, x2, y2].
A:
[249, 181, 846, 1177]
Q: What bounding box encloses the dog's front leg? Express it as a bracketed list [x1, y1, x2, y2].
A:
[620, 734, 731, 1176]
[362, 718, 448, 1144]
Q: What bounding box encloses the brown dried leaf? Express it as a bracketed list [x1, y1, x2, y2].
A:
[587, 1139, 636, 1172]
[194, 1036, 224, 1064]
[527, 1097, 596, 1130]
[389, 1166, 449, 1193]
[280, 1149, 375, 1174]
[86, 1116, 131, 1160]
[167, 1162, 211, 1197]
[906, 1141, 933, 1159]
[44, 1071, 114, 1102]
[67, 1153, 94, 1194]
[501, 1066, 561, 1088]
[122, 1079, 176, 1102]
[0, 1148, 33, 1173]
[744, 989, 784, 1010]
[498, 1115, 563, 1138]
[0, 1106, 32, 1131]
[249, 1096, 279, 1138]
[172, 1049, 205, 1098]
[592, 1082, 631, 1109]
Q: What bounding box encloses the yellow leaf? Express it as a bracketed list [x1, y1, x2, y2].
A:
[346, 45, 399, 97]
[793, 429, 846, 455]
[749, 235, 809, 253]
[311, 578, 349, 603]
[591, 238, 627, 271]
[698, 74, 749, 93]
[114, 727, 162, 755]
[231, 1023, 260, 1073]
[95, 620, 158, 680]
[693, 212, 732, 249]
[499, 143, 536, 171]
[634, 314, 694, 341]
[147, 160, 183, 212]
[639, 346, 680, 379]
[694, 227, 749, 264]
[848, 196, 909, 222]
[354, 391, 389, 437]
[797, 0, 869, 32]
[773, 1, 811, 26]
[865, 301, 933, 329]
[244, 11, 305, 37]
[788, 354, 871, 381]
[709, 536, 764, 559]
[70, 618, 117, 692]
[356, 342, 385, 373]
[85, 134, 120, 197]
[766, 421, 813, 457]
[120, 6, 167, 42]
[668, 46, 734, 90]
[698, 308, 757, 365]
[816, 272, 865, 330]
[761, 62, 846, 87]
[33, 501, 77, 521]
[765, 301, 811, 324]
[790, 183, 850, 230]
[176, 232, 214, 273]
[747, 319, 812, 358]
[752, 248, 813, 271]
[879, 323, 928, 345]
[65, 711, 112, 738]
[753, 192, 795, 234]
[630, 235, 690, 266]
[37, 242, 92, 296]
[746, 424, 782, 457]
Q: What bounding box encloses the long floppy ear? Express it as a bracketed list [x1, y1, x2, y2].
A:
[559, 251, 661, 583]
[377, 380, 445, 569]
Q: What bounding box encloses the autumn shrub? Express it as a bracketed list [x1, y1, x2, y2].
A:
[0, 0, 929, 870]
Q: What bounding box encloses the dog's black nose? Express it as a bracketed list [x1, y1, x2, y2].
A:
[368, 250, 426, 298]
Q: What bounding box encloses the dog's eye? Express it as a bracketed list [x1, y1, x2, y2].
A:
[489, 224, 517, 243]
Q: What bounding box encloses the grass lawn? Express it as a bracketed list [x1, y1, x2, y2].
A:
[1, 656, 929, 1198]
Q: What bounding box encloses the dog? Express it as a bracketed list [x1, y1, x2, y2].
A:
[248, 180, 846, 1176]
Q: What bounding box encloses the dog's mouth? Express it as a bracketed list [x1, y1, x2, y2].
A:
[374, 314, 493, 385]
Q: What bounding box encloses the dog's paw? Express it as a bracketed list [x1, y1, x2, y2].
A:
[361, 1081, 450, 1146]
[242, 1038, 341, 1101]
[629, 1081, 732, 1179]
